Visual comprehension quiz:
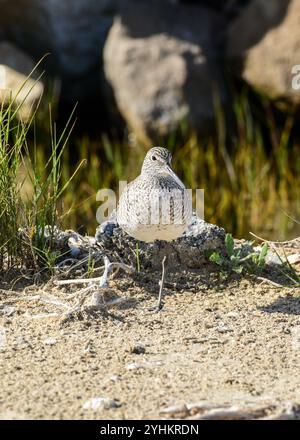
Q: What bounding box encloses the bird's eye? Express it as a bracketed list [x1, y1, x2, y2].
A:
[152, 155, 157, 161]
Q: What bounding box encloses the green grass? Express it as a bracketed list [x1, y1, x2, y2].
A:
[0, 87, 83, 271]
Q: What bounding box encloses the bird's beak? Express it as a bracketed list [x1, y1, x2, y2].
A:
[163, 164, 184, 186]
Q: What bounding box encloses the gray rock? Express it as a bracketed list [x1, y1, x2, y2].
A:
[104, 1, 226, 143]
[95, 215, 226, 270]
[0, 41, 44, 120]
[0, 0, 117, 101]
[42, 337, 58, 346]
[125, 362, 145, 370]
[83, 397, 121, 410]
[128, 344, 146, 354]
[227, 0, 300, 107]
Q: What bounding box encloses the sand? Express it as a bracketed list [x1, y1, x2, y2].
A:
[1, 260, 300, 419]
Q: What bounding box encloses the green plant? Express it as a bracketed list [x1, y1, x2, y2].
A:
[252, 243, 269, 267]
[87, 250, 95, 277]
[0, 73, 83, 271]
[207, 233, 269, 275]
[0, 89, 38, 268]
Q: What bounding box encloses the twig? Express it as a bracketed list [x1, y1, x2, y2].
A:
[60, 256, 133, 317]
[250, 231, 299, 245]
[257, 277, 284, 288]
[54, 253, 103, 271]
[193, 407, 263, 420]
[0, 289, 25, 296]
[55, 276, 104, 286]
[3, 256, 134, 321]
[55, 262, 133, 286]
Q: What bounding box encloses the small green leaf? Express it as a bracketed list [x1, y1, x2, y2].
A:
[220, 270, 229, 280]
[251, 253, 259, 265]
[258, 243, 269, 266]
[233, 265, 243, 274]
[209, 251, 223, 266]
[225, 233, 234, 257]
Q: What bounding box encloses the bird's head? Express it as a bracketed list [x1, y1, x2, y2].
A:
[141, 147, 182, 185]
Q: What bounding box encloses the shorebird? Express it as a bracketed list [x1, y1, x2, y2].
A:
[117, 147, 192, 311]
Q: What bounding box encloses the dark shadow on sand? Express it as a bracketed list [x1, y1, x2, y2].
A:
[259, 294, 300, 316]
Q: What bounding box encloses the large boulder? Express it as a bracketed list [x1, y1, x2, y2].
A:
[0, 0, 117, 101]
[227, 0, 300, 106]
[104, 2, 226, 143]
[0, 42, 44, 121]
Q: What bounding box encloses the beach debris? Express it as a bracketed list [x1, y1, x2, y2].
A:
[43, 337, 58, 346]
[83, 397, 121, 410]
[159, 400, 300, 420]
